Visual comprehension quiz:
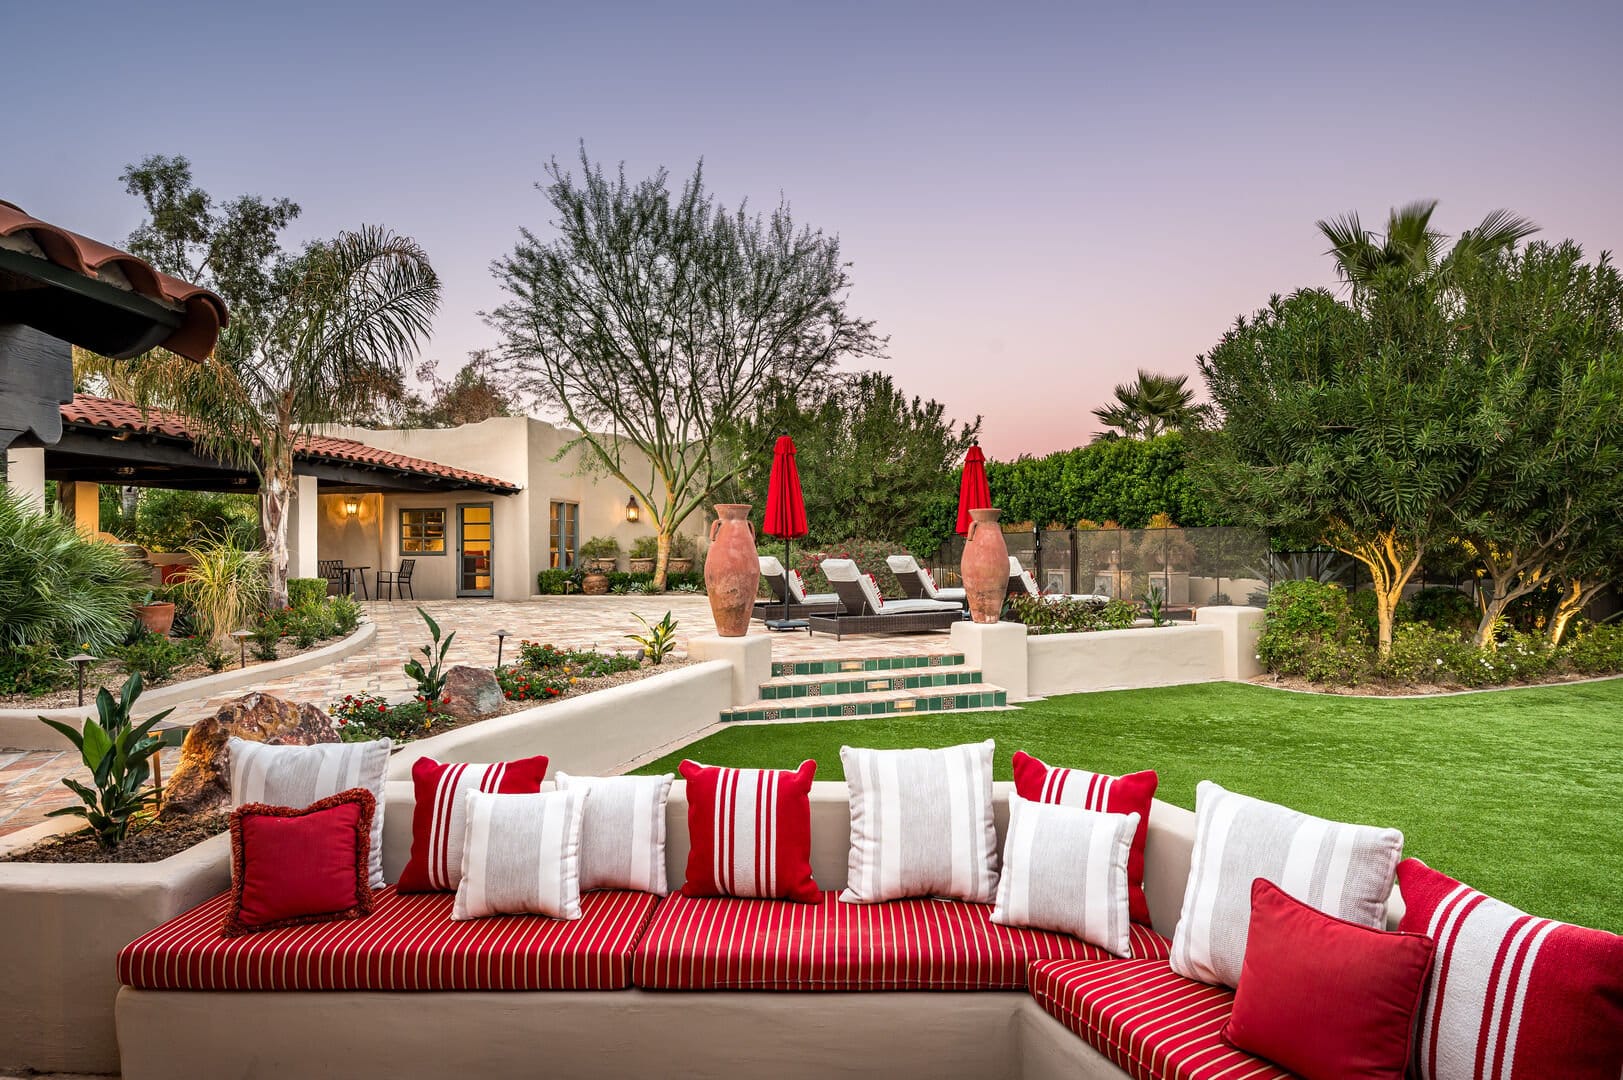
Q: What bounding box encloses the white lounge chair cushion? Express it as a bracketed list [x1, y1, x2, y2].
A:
[876, 598, 964, 614]
[822, 558, 957, 614]
[758, 555, 786, 578]
[888, 553, 966, 602]
[885, 554, 921, 575]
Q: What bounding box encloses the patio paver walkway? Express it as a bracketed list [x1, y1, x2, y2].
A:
[1, 596, 964, 837]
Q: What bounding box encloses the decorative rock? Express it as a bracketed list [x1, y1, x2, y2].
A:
[159, 692, 338, 818]
[440, 665, 504, 719]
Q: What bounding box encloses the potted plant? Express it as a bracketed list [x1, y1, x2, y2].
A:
[578, 535, 620, 572]
[667, 532, 696, 573]
[628, 535, 659, 574]
[580, 566, 611, 595]
[131, 589, 175, 636]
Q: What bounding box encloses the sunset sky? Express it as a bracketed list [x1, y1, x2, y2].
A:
[6, 0, 1621, 457]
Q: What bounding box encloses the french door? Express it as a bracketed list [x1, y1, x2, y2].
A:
[457, 503, 493, 597]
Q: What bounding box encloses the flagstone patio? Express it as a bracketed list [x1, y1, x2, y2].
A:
[0, 596, 964, 837]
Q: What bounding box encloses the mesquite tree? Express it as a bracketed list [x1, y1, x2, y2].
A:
[490, 151, 883, 588]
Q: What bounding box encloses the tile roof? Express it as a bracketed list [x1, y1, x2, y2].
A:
[0, 200, 228, 361]
[61, 395, 519, 493]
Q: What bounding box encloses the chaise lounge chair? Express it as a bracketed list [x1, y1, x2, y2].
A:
[1007, 557, 1111, 605]
[808, 558, 965, 640]
[886, 554, 967, 606]
[754, 556, 841, 620]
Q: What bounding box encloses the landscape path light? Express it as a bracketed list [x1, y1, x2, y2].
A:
[68, 652, 96, 707]
[230, 629, 254, 669]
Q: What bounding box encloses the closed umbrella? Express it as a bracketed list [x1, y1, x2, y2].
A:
[956, 443, 991, 535]
[763, 435, 809, 630]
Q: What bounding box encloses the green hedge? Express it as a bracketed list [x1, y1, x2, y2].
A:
[287, 578, 328, 609]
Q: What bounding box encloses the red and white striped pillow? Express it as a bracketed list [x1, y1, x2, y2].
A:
[1012, 751, 1158, 924]
[1397, 859, 1623, 1080]
[397, 755, 550, 892]
[678, 759, 819, 903]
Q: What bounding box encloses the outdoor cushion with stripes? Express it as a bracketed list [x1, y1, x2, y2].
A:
[631, 890, 1171, 991]
[1027, 957, 1297, 1080]
[118, 886, 658, 991]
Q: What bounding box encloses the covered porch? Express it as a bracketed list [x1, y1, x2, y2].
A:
[16, 394, 522, 599]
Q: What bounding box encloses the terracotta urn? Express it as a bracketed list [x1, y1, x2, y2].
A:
[704, 504, 757, 637]
[581, 570, 610, 596]
[960, 507, 1010, 624]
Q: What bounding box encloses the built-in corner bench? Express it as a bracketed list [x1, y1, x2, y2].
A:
[115, 782, 1360, 1080]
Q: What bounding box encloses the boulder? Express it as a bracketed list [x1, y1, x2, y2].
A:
[159, 692, 338, 818]
[439, 665, 504, 720]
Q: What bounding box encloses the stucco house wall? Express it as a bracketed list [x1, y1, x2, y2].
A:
[313, 416, 703, 600]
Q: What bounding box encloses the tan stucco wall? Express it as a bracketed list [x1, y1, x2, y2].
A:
[312, 416, 704, 600]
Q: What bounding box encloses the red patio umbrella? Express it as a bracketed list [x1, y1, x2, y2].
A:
[763, 435, 809, 628]
[956, 443, 991, 535]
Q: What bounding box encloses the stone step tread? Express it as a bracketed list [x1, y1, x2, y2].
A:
[723, 683, 1007, 722]
[768, 653, 966, 678]
[759, 668, 985, 698]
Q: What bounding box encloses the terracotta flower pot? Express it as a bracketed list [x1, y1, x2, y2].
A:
[628, 557, 656, 574]
[133, 601, 176, 636]
[668, 557, 694, 573]
[704, 504, 757, 637]
[960, 508, 1010, 624]
[581, 571, 610, 596]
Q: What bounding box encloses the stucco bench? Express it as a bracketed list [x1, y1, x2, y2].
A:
[114, 780, 1348, 1079]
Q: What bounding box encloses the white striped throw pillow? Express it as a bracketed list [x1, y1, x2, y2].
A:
[452, 789, 587, 921]
[839, 740, 1000, 903]
[992, 797, 1139, 957]
[229, 737, 392, 888]
[553, 772, 674, 894]
[1171, 781, 1404, 988]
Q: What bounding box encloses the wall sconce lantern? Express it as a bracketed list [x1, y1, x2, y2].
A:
[625, 495, 640, 523]
[343, 495, 361, 518]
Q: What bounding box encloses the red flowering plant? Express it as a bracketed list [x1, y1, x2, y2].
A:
[329, 692, 437, 744]
[495, 665, 567, 702]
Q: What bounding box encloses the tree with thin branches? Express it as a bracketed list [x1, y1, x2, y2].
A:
[490, 150, 884, 588]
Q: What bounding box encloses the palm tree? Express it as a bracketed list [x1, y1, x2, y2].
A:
[1092, 370, 1201, 439]
[148, 227, 439, 607]
[1316, 200, 1538, 298]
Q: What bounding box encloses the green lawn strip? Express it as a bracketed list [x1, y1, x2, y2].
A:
[635, 680, 1623, 931]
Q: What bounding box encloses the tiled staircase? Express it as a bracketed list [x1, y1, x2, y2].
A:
[721, 653, 1008, 723]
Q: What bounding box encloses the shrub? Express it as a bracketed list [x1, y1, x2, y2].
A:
[579, 536, 620, 562]
[286, 577, 328, 610]
[1565, 623, 1623, 676]
[1378, 624, 1469, 683]
[517, 641, 639, 677]
[403, 607, 455, 700]
[134, 488, 259, 552]
[666, 570, 704, 592]
[38, 672, 183, 848]
[1257, 580, 1370, 680]
[1297, 639, 1377, 686]
[112, 632, 190, 684]
[250, 615, 283, 661]
[289, 609, 324, 649]
[536, 568, 579, 595]
[669, 532, 696, 558]
[329, 594, 362, 636]
[0, 485, 148, 655]
[1004, 594, 1138, 635]
[0, 642, 71, 696]
[330, 693, 434, 743]
[1407, 586, 1478, 633]
[495, 666, 567, 701]
[198, 641, 230, 673]
[630, 535, 659, 560]
[1347, 589, 1409, 643]
[176, 542, 266, 648]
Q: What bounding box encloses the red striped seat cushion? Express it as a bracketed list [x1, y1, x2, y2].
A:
[118, 886, 657, 991]
[633, 890, 1170, 991]
[1028, 957, 1297, 1080]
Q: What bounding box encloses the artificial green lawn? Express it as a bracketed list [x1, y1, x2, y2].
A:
[636, 679, 1623, 931]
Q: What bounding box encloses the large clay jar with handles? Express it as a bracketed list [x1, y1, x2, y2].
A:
[704, 504, 758, 637]
[960, 507, 1009, 624]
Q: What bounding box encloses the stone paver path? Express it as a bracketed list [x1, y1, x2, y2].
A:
[2, 596, 961, 837]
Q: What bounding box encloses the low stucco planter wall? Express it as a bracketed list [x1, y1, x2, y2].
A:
[387, 659, 734, 780]
[1025, 606, 1265, 698]
[0, 620, 377, 752]
[0, 820, 231, 1074]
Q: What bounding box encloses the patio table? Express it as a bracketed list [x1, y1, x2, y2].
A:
[339, 565, 369, 600]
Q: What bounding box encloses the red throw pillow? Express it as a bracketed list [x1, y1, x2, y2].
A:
[679, 758, 819, 902]
[398, 755, 551, 892]
[1396, 858, 1623, 1080]
[1011, 751, 1158, 923]
[225, 788, 375, 937]
[1223, 878, 1434, 1079]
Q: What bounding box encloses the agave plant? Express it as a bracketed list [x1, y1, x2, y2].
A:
[39, 672, 185, 848]
[403, 607, 455, 700]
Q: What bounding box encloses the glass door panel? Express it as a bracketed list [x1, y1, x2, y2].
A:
[457, 504, 493, 596]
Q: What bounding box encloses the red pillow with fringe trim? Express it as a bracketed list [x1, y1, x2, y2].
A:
[224, 788, 374, 937]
